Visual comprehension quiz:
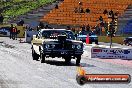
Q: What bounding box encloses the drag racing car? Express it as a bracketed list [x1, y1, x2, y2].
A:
[77, 31, 98, 44]
[124, 37, 132, 46]
[31, 29, 83, 65]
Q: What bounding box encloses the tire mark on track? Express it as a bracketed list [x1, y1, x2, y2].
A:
[0, 76, 9, 88]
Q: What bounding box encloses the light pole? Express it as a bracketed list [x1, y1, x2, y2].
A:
[79, 1, 82, 27]
[107, 10, 118, 48]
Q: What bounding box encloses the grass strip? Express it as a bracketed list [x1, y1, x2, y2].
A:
[1, 0, 55, 22]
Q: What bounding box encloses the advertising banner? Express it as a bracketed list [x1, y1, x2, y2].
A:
[91, 47, 132, 59]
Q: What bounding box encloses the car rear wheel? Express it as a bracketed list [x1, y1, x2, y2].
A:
[95, 40, 98, 45]
[76, 55, 81, 66]
[40, 53, 45, 63]
[64, 56, 71, 64]
[32, 48, 39, 60]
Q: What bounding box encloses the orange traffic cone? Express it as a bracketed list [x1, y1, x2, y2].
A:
[86, 34, 89, 44]
[77, 66, 86, 76]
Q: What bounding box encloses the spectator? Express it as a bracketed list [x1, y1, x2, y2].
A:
[45, 25, 49, 29]
[25, 25, 31, 31]
[78, 2, 83, 13]
[74, 7, 78, 13]
[55, 4, 58, 9]
[100, 22, 104, 27]
[103, 9, 108, 15]
[29, 27, 33, 31]
[79, 2, 82, 5]
[80, 8, 84, 13]
[14, 26, 18, 40]
[18, 19, 24, 26]
[37, 26, 40, 31]
[39, 22, 44, 29]
[81, 25, 86, 31]
[86, 8, 90, 13]
[67, 26, 71, 30]
[111, 14, 115, 21]
[72, 28, 75, 33]
[12, 26, 17, 40]
[115, 12, 118, 16]
[115, 10, 119, 16]
[95, 24, 100, 35]
[77, 7, 83, 13]
[10, 24, 14, 39]
[86, 24, 90, 32]
[25, 25, 30, 31]
[109, 10, 114, 16]
[104, 21, 108, 34]
[99, 16, 103, 22]
[0, 14, 4, 24]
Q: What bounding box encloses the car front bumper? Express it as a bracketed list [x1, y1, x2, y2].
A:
[79, 38, 98, 42]
[43, 49, 83, 57]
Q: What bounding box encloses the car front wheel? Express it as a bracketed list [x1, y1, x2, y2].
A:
[32, 48, 39, 60]
[64, 56, 71, 64]
[76, 55, 81, 66]
[95, 40, 98, 45]
[40, 53, 45, 63]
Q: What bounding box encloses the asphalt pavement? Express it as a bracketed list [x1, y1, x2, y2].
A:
[0, 37, 132, 88]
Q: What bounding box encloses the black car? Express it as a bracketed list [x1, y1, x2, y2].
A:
[124, 37, 132, 46]
[31, 29, 84, 65]
[77, 31, 98, 44]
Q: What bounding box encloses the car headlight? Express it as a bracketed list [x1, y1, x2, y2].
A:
[79, 38, 82, 41]
[72, 45, 75, 49]
[80, 38, 82, 41]
[45, 44, 50, 48]
[51, 44, 55, 48]
[76, 45, 81, 49]
[94, 37, 98, 40]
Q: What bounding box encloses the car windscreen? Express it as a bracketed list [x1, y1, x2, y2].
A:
[42, 30, 75, 40]
[79, 31, 95, 36]
[79, 31, 89, 35]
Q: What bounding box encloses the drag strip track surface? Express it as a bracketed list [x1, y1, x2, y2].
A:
[0, 37, 132, 88]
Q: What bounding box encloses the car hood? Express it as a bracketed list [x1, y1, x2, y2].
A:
[42, 39, 82, 44]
